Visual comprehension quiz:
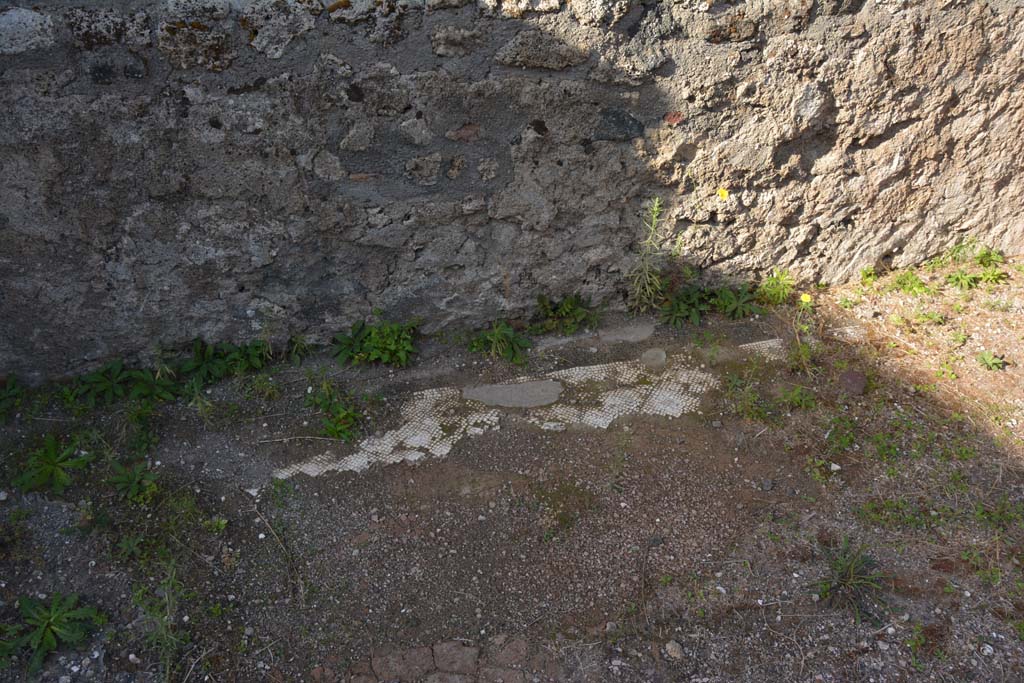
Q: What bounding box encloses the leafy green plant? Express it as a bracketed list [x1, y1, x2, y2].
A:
[0, 594, 105, 673]
[628, 198, 665, 312]
[974, 245, 1004, 268]
[108, 461, 158, 506]
[977, 350, 1007, 371]
[133, 563, 188, 679]
[814, 538, 885, 623]
[13, 435, 92, 495]
[77, 360, 131, 407]
[530, 294, 599, 336]
[859, 267, 878, 286]
[712, 285, 761, 319]
[781, 386, 815, 410]
[946, 269, 980, 291]
[0, 377, 25, 420]
[116, 534, 144, 561]
[825, 415, 856, 452]
[979, 266, 1009, 285]
[306, 379, 365, 442]
[244, 373, 281, 401]
[756, 269, 794, 305]
[914, 311, 945, 326]
[129, 369, 177, 403]
[888, 271, 932, 296]
[180, 340, 230, 386]
[203, 516, 228, 534]
[333, 319, 418, 368]
[288, 335, 311, 366]
[125, 401, 159, 457]
[660, 286, 709, 328]
[469, 321, 531, 365]
[222, 340, 273, 375]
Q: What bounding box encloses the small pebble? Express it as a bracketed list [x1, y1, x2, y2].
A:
[665, 640, 685, 660]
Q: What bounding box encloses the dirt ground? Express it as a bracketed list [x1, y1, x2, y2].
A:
[2, 256, 1024, 682]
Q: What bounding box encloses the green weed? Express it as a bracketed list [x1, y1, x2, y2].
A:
[814, 538, 884, 623]
[977, 351, 1007, 371]
[306, 380, 364, 442]
[756, 269, 795, 305]
[660, 286, 709, 328]
[0, 377, 25, 420]
[781, 386, 815, 410]
[979, 266, 1009, 285]
[946, 269, 980, 291]
[108, 461, 159, 506]
[888, 271, 932, 296]
[288, 335, 311, 366]
[628, 198, 666, 312]
[974, 245, 1004, 268]
[333, 319, 418, 368]
[530, 294, 599, 336]
[712, 285, 761, 319]
[13, 435, 92, 495]
[0, 594, 105, 673]
[77, 360, 131, 407]
[469, 321, 531, 365]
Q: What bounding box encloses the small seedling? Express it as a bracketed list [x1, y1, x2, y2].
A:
[180, 339, 230, 386]
[288, 335, 311, 365]
[628, 198, 666, 312]
[977, 351, 1007, 371]
[129, 369, 177, 403]
[245, 374, 281, 401]
[203, 516, 229, 534]
[860, 266, 878, 286]
[78, 360, 131, 407]
[530, 294, 599, 336]
[0, 594, 105, 673]
[756, 269, 794, 305]
[222, 340, 273, 375]
[13, 435, 92, 495]
[974, 245, 1004, 268]
[660, 286, 709, 328]
[914, 311, 945, 326]
[949, 330, 969, 348]
[712, 285, 761, 319]
[889, 271, 932, 296]
[333, 319, 418, 368]
[306, 380, 365, 441]
[814, 538, 884, 623]
[946, 269, 980, 291]
[108, 461, 158, 506]
[979, 266, 1009, 285]
[469, 321, 531, 365]
[0, 377, 25, 420]
[781, 386, 815, 410]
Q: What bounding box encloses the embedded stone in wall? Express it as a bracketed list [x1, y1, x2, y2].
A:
[406, 153, 444, 186]
[326, 0, 376, 23]
[570, 0, 633, 26]
[157, 20, 235, 70]
[64, 9, 152, 49]
[0, 8, 55, 55]
[166, 1, 231, 20]
[241, 0, 319, 59]
[431, 26, 481, 57]
[495, 30, 587, 70]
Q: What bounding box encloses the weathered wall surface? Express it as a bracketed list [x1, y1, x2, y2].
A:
[1, 0, 1022, 381]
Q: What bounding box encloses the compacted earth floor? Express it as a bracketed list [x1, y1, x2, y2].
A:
[2, 256, 1024, 682]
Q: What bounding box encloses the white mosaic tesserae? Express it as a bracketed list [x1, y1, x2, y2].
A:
[271, 348, 751, 480]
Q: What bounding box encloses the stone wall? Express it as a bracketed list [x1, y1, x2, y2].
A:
[1, 0, 1022, 381]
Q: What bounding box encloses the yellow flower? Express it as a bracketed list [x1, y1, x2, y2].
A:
[800, 293, 812, 303]
[717, 188, 729, 200]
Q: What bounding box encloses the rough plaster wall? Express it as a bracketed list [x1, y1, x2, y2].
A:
[0, 0, 1022, 381]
